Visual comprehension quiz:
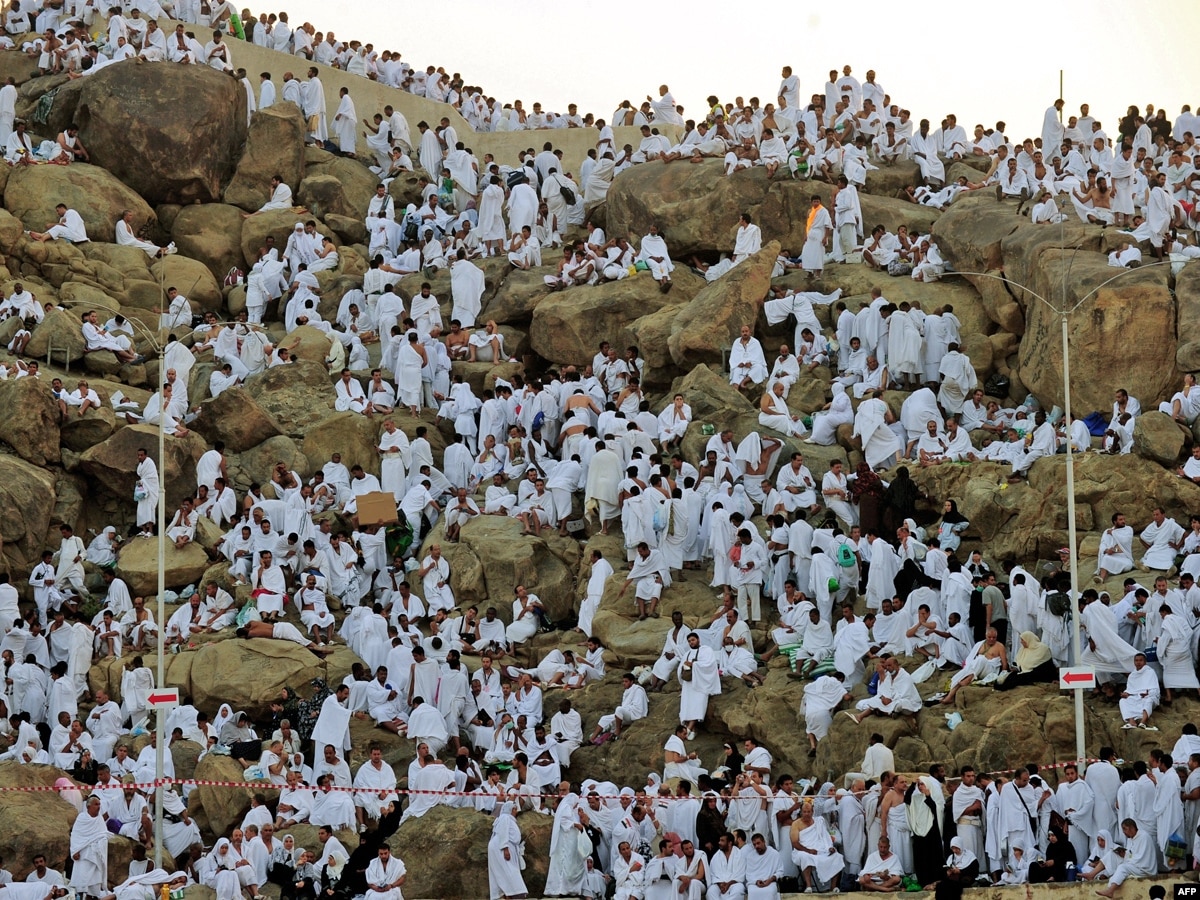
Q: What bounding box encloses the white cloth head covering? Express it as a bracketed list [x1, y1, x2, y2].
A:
[947, 836, 977, 869]
[213, 703, 234, 735]
[1088, 829, 1113, 862]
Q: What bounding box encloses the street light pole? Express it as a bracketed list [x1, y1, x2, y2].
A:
[1060, 308, 1084, 765]
[154, 340, 166, 870]
[953, 260, 1172, 769]
[84, 293, 252, 867]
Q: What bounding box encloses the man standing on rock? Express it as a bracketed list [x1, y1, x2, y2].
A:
[55, 523, 88, 600]
[1052, 762, 1095, 864]
[801, 195, 831, 277]
[68, 795, 109, 899]
[302, 66, 327, 145]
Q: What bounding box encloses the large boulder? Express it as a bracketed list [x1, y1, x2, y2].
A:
[481, 268, 552, 326]
[999, 218, 1103, 307]
[5, 163, 155, 241]
[77, 424, 205, 513]
[83, 240, 156, 280]
[529, 270, 705, 368]
[297, 174, 362, 220]
[386, 170, 428, 209]
[0, 208, 25, 254]
[323, 213, 367, 246]
[621, 301, 686, 387]
[60, 404, 117, 452]
[170, 204, 247, 284]
[70, 63, 247, 204]
[224, 104, 307, 212]
[245, 360, 336, 434]
[1177, 261, 1200, 370]
[300, 412, 382, 478]
[930, 190, 1021, 274]
[1016, 251, 1179, 413]
[183, 638, 332, 720]
[1133, 411, 1189, 466]
[459, 517, 577, 622]
[115, 535, 211, 594]
[25, 307, 86, 361]
[0, 375, 60, 466]
[968, 269, 1026, 336]
[229, 434, 310, 491]
[606, 161, 790, 257]
[904, 453, 1200, 565]
[668, 242, 778, 370]
[151, 255, 223, 313]
[394, 805, 553, 899]
[188, 753, 263, 837]
[191, 386, 285, 453]
[303, 150, 378, 219]
[0, 456, 57, 571]
[281, 324, 333, 364]
[0, 762, 80, 879]
[859, 191, 940, 238]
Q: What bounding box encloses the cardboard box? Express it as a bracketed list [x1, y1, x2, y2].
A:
[356, 491, 399, 526]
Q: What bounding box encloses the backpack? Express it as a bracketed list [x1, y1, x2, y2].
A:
[1046, 591, 1072, 617]
[1083, 412, 1109, 437]
[835, 543, 856, 568]
[984, 373, 1011, 397]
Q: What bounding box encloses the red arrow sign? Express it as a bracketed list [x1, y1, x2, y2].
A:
[1061, 672, 1092, 685]
[147, 692, 178, 704]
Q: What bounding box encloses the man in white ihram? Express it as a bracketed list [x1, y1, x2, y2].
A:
[1140, 506, 1183, 572]
[364, 844, 406, 900]
[729, 325, 767, 391]
[733, 212, 762, 264]
[636, 224, 674, 292]
[353, 744, 398, 833]
[1095, 512, 1134, 582]
[30, 204, 88, 243]
[847, 655, 920, 723]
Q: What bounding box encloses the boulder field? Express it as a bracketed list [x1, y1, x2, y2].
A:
[0, 58, 1194, 893]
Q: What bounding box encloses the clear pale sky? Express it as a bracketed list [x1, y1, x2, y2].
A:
[274, 0, 1198, 141]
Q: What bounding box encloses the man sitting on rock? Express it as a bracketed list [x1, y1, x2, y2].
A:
[729, 324, 767, 392]
[1118, 652, 1160, 730]
[845, 654, 921, 723]
[30, 204, 89, 244]
[81, 310, 141, 364]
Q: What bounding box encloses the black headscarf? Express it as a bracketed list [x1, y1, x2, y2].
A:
[942, 500, 968, 524]
[884, 467, 919, 517]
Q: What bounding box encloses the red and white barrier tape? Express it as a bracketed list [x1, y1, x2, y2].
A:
[10, 758, 1116, 798]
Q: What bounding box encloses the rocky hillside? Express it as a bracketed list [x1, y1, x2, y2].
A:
[0, 55, 1196, 895]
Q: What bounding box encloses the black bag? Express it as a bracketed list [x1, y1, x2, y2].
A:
[558, 180, 577, 206]
[985, 373, 1011, 397]
[230, 739, 263, 761]
[506, 170, 527, 189]
[1046, 591, 1071, 617]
